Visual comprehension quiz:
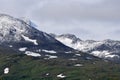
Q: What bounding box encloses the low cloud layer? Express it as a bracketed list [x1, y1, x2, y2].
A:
[0, 0, 120, 40]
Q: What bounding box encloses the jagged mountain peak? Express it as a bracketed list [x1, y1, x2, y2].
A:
[51, 33, 82, 44]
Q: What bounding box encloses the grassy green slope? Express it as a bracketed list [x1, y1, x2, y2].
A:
[0, 53, 120, 80]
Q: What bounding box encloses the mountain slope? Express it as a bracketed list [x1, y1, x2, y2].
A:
[0, 14, 100, 61]
[0, 14, 80, 60]
[51, 34, 120, 61]
[0, 51, 120, 80]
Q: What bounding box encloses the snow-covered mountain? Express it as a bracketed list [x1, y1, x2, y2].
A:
[0, 14, 76, 58]
[0, 14, 99, 61]
[51, 34, 120, 61]
[3, 13, 120, 62]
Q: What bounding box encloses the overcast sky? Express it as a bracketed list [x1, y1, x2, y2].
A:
[0, 0, 120, 40]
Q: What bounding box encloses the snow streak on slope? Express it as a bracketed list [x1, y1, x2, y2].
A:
[42, 49, 57, 53]
[25, 51, 41, 57]
[22, 35, 38, 45]
[19, 47, 27, 51]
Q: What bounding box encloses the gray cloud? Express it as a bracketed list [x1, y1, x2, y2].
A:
[0, 0, 120, 40]
[28, 0, 120, 21]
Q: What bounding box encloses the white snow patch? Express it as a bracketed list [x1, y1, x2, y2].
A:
[46, 73, 50, 76]
[4, 68, 9, 74]
[75, 54, 81, 56]
[42, 49, 56, 53]
[25, 51, 41, 57]
[46, 55, 58, 59]
[57, 74, 66, 78]
[56, 37, 73, 47]
[9, 45, 13, 47]
[105, 54, 119, 58]
[22, 35, 38, 45]
[74, 64, 83, 67]
[19, 47, 27, 51]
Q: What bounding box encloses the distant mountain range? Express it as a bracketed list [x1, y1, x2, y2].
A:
[50, 34, 120, 61]
[0, 13, 120, 62]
